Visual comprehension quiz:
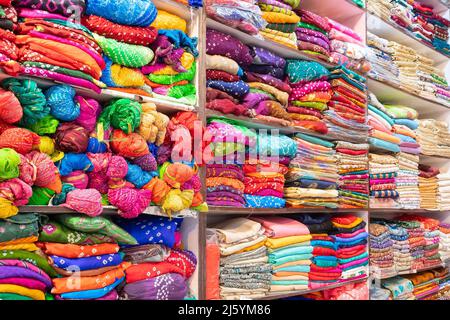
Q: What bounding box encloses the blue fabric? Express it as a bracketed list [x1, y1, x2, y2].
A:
[244, 195, 286, 209]
[269, 254, 313, 266]
[86, 138, 108, 153]
[336, 239, 367, 248]
[393, 118, 419, 130]
[125, 163, 156, 188]
[46, 85, 80, 122]
[311, 256, 338, 267]
[57, 153, 94, 176]
[252, 134, 297, 158]
[368, 105, 394, 126]
[206, 80, 250, 99]
[332, 232, 368, 243]
[59, 277, 124, 300]
[338, 252, 369, 264]
[100, 56, 119, 88]
[369, 138, 401, 153]
[393, 133, 416, 144]
[114, 215, 182, 248]
[158, 30, 198, 57]
[268, 246, 313, 259]
[274, 265, 311, 273]
[86, 0, 157, 27]
[295, 133, 334, 148]
[310, 240, 336, 249]
[50, 253, 124, 271]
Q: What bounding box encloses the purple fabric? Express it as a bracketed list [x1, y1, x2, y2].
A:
[206, 29, 253, 66]
[18, 8, 69, 20]
[0, 266, 52, 289]
[253, 101, 270, 116]
[207, 199, 246, 207]
[207, 185, 243, 195]
[243, 92, 272, 109]
[0, 277, 48, 291]
[399, 146, 421, 154]
[400, 142, 421, 148]
[252, 47, 286, 68]
[207, 192, 245, 204]
[206, 164, 245, 180]
[295, 32, 331, 51]
[244, 65, 285, 79]
[121, 273, 188, 300]
[132, 154, 157, 172]
[245, 72, 291, 93]
[296, 27, 330, 43]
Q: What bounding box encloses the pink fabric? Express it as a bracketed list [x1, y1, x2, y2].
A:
[18, 8, 68, 20]
[26, 151, 57, 187]
[60, 188, 103, 217]
[339, 258, 369, 270]
[327, 17, 362, 42]
[62, 170, 89, 189]
[329, 28, 363, 45]
[335, 228, 366, 238]
[87, 171, 109, 194]
[253, 189, 284, 197]
[87, 153, 112, 173]
[251, 216, 310, 238]
[0, 277, 47, 291]
[290, 81, 331, 101]
[18, 154, 36, 186]
[107, 187, 152, 219]
[106, 156, 128, 179]
[0, 178, 32, 206]
[75, 96, 101, 133]
[0, 259, 51, 282]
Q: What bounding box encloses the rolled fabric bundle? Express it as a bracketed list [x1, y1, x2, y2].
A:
[86, 137, 108, 154]
[62, 170, 89, 189]
[0, 177, 32, 206]
[60, 189, 103, 217]
[25, 151, 58, 188]
[94, 33, 155, 68]
[28, 187, 55, 205]
[87, 153, 112, 173]
[120, 273, 188, 300]
[101, 56, 147, 88]
[55, 123, 90, 153]
[1, 78, 49, 126]
[110, 130, 149, 158]
[0, 88, 22, 124]
[82, 15, 158, 46]
[161, 189, 194, 216]
[18, 154, 36, 185]
[107, 187, 152, 219]
[85, 0, 158, 27]
[27, 115, 59, 136]
[57, 153, 94, 176]
[45, 85, 80, 122]
[0, 148, 21, 181]
[131, 154, 157, 172]
[35, 136, 64, 162]
[74, 96, 101, 132]
[0, 198, 18, 218]
[87, 171, 109, 194]
[52, 183, 76, 205]
[125, 163, 155, 188]
[98, 99, 142, 134]
[181, 174, 202, 193]
[106, 155, 128, 179]
[162, 163, 195, 189]
[0, 128, 40, 154]
[143, 177, 171, 205]
[156, 143, 172, 165]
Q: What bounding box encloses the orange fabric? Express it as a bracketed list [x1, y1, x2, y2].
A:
[370, 129, 401, 144]
[44, 175, 62, 193]
[110, 130, 149, 158]
[163, 163, 195, 189]
[206, 177, 245, 192]
[51, 262, 130, 294]
[144, 78, 189, 89]
[38, 243, 120, 258]
[273, 271, 309, 277]
[16, 35, 102, 79]
[297, 90, 332, 102]
[393, 125, 416, 139]
[143, 178, 171, 205]
[53, 265, 120, 277]
[191, 192, 203, 207]
[206, 242, 220, 300]
[289, 113, 321, 122]
[0, 236, 37, 246]
[109, 87, 153, 97]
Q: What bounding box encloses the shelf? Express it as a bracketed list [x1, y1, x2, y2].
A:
[371, 263, 446, 280]
[207, 206, 367, 216]
[0, 72, 196, 114]
[258, 276, 368, 300]
[367, 77, 450, 116]
[19, 205, 198, 218]
[416, 0, 450, 15]
[367, 13, 450, 66]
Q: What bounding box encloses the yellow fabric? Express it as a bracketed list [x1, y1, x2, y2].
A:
[0, 198, 18, 218]
[262, 11, 300, 24]
[248, 82, 289, 106]
[333, 217, 363, 229]
[0, 236, 38, 246]
[34, 136, 64, 162]
[111, 64, 146, 87]
[265, 235, 312, 249]
[152, 53, 195, 76]
[161, 189, 194, 218]
[0, 243, 38, 251]
[260, 30, 297, 49]
[0, 284, 45, 300]
[206, 54, 241, 75]
[234, 240, 266, 254]
[151, 10, 187, 32]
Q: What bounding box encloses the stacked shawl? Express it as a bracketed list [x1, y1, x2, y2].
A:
[418, 164, 439, 210]
[369, 222, 396, 279]
[366, 32, 400, 86]
[417, 119, 450, 158]
[439, 223, 450, 263]
[369, 153, 399, 208]
[395, 152, 420, 209]
[438, 171, 450, 210]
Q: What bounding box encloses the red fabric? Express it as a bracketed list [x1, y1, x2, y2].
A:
[334, 86, 366, 104]
[0, 0, 12, 5]
[331, 214, 359, 225]
[165, 250, 196, 279]
[0, 88, 22, 124]
[310, 264, 341, 273]
[291, 120, 328, 134]
[336, 148, 368, 155]
[206, 88, 238, 104]
[0, 29, 18, 60]
[206, 99, 247, 116]
[336, 244, 366, 257]
[0, 128, 40, 154]
[82, 15, 157, 46]
[287, 106, 323, 118]
[206, 70, 240, 82]
[312, 247, 336, 256]
[125, 262, 185, 284]
[110, 130, 150, 158]
[309, 271, 341, 280]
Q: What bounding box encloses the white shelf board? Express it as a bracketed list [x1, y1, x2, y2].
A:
[417, 0, 449, 15]
[367, 13, 450, 66]
[367, 77, 450, 117]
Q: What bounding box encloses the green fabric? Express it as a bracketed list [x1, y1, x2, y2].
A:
[0, 293, 34, 300]
[271, 280, 308, 285]
[266, 23, 297, 33]
[98, 98, 142, 134]
[291, 101, 328, 111]
[28, 187, 55, 205]
[211, 142, 245, 157]
[0, 213, 43, 243]
[55, 214, 138, 245]
[147, 62, 196, 85]
[0, 250, 58, 278]
[45, 293, 55, 300]
[338, 252, 368, 264]
[94, 33, 154, 68]
[282, 0, 300, 9]
[26, 115, 59, 135]
[329, 65, 366, 84]
[0, 148, 20, 181]
[167, 84, 196, 99]
[297, 22, 327, 34]
[1, 78, 49, 126]
[39, 220, 117, 246]
[267, 242, 311, 253]
[51, 183, 76, 206]
[269, 254, 313, 266]
[383, 104, 418, 120]
[249, 88, 275, 100]
[295, 133, 335, 148]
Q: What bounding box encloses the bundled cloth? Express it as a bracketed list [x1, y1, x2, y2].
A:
[369, 153, 399, 208]
[369, 222, 396, 279]
[417, 119, 450, 158]
[395, 153, 420, 209]
[419, 164, 439, 210]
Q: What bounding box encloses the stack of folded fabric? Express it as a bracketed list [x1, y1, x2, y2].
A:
[0, 3, 19, 73]
[258, 0, 300, 49]
[38, 214, 139, 300]
[253, 216, 312, 293]
[367, 0, 393, 21]
[366, 32, 401, 86]
[435, 267, 450, 299]
[369, 153, 400, 208]
[368, 95, 401, 153]
[335, 141, 369, 209]
[294, 10, 331, 61]
[206, 0, 267, 35]
[324, 66, 369, 143]
[206, 164, 246, 208]
[304, 281, 369, 300]
[327, 18, 370, 74]
[439, 223, 450, 263]
[394, 216, 426, 270]
[438, 170, 450, 211]
[415, 53, 450, 105]
[15, 3, 105, 93]
[417, 119, 450, 157]
[331, 215, 369, 282]
[402, 270, 441, 300]
[418, 164, 439, 210]
[369, 222, 396, 279]
[114, 215, 197, 300]
[243, 134, 296, 208]
[285, 133, 339, 209]
[388, 221, 413, 273]
[0, 213, 56, 300]
[285, 60, 330, 134]
[395, 153, 420, 209]
[388, 41, 421, 94]
[381, 276, 415, 300]
[212, 218, 271, 300]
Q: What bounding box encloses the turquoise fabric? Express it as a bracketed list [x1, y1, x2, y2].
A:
[369, 138, 401, 153]
[295, 133, 334, 148]
[368, 104, 394, 126]
[268, 245, 313, 259]
[338, 252, 369, 264]
[269, 254, 313, 266]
